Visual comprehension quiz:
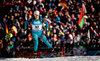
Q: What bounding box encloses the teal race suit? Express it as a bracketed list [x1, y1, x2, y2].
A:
[32, 19, 52, 52]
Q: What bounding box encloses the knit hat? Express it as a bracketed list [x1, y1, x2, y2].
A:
[34, 11, 40, 15]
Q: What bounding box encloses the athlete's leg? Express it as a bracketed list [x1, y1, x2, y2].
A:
[32, 33, 39, 52]
[40, 35, 52, 48]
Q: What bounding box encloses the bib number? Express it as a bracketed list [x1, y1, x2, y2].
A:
[32, 25, 42, 31]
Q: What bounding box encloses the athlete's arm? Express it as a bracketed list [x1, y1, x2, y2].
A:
[46, 21, 49, 31]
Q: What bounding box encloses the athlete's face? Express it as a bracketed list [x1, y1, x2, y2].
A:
[34, 14, 39, 20]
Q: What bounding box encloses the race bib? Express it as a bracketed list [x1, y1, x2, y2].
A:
[32, 25, 42, 31]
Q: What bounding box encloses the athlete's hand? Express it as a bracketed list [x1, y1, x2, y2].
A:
[43, 30, 46, 34]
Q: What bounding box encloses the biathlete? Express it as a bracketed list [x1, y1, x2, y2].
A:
[32, 11, 53, 53]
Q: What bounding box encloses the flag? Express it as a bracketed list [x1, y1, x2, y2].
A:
[60, 1, 67, 7]
[42, 18, 51, 29]
[5, 24, 8, 34]
[78, 4, 87, 27]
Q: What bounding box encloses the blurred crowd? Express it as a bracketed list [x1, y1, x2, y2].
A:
[0, 0, 100, 57]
